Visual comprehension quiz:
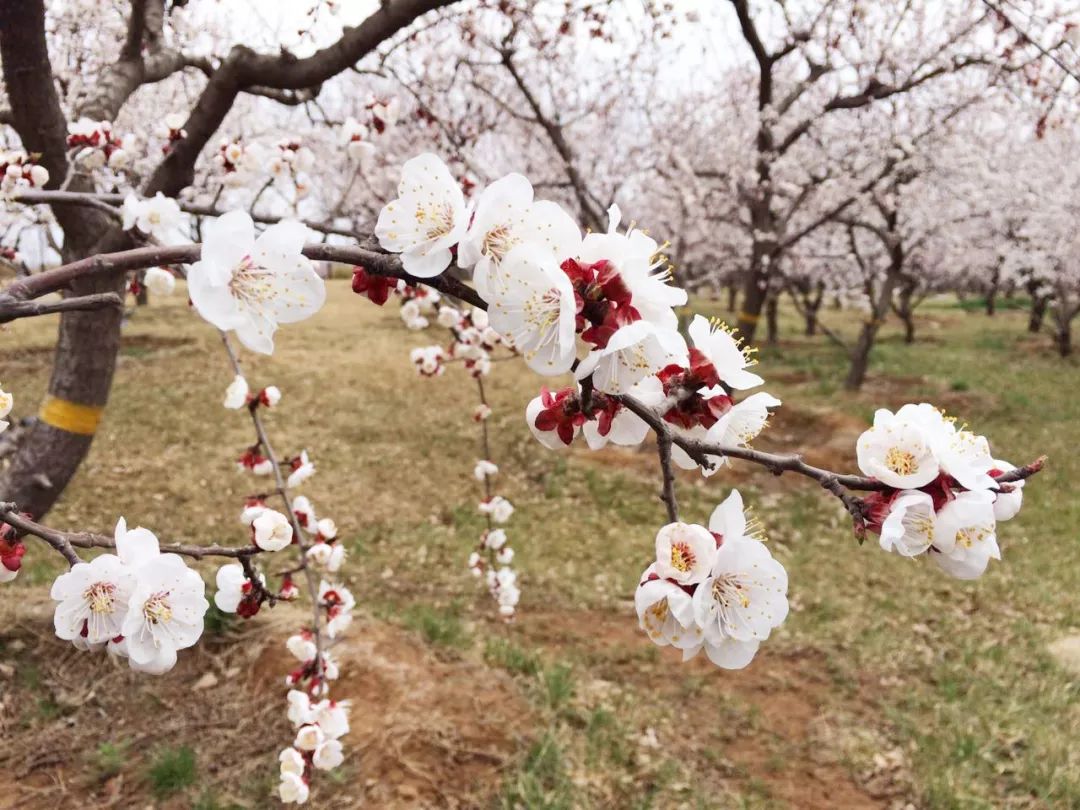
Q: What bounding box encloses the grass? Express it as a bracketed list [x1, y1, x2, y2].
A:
[1, 282, 1078, 808]
[147, 745, 197, 798]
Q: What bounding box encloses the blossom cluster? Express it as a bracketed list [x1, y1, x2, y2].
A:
[213, 365, 352, 803]
[0, 150, 49, 197]
[66, 118, 129, 170]
[369, 152, 1032, 667]
[636, 490, 788, 669]
[154, 112, 187, 154]
[50, 518, 209, 674]
[859, 404, 1023, 580]
[214, 137, 263, 185]
[342, 93, 401, 165]
[278, 690, 350, 803]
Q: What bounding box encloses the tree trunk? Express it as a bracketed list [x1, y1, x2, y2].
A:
[765, 294, 779, 345]
[735, 251, 768, 344]
[846, 237, 903, 390]
[0, 0, 131, 519]
[803, 282, 824, 336]
[726, 282, 738, 313]
[894, 281, 916, 344]
[1057, 320, 1072, 357]
[986, 264, 1000, 316]
[1029, 295, 1048, 333]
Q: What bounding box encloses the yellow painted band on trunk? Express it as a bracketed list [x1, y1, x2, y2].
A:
[738, 311, 762, 324]
[39, 396, 103, 436]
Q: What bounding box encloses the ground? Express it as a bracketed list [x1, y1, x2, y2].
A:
[0, 282, 1077, 809]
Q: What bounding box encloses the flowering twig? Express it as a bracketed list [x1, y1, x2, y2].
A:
[0, 502, 263, 565]
[0, 241, 482, 324]
[219, 332, 326, 683]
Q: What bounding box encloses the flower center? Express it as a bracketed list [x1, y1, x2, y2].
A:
[143, 592, 173, 624]
[228, 255, 279, 307]
[84, 581, 116, 614]
[414, 201, 455, 240]
[955, 526, 989, 549]
[482, 224, 518, 262]
[711, 574, 751, 610]
[885, 447, 918, 476]
[669, 541, 696, 573]
[642, 599, 669, 639]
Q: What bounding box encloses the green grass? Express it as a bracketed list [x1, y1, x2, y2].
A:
[402, 602, 470, 648]
[147, 745, 197, 798]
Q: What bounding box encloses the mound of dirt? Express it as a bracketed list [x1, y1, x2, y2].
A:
[517, 607, 886, 810]
[0, 597, 529, 809]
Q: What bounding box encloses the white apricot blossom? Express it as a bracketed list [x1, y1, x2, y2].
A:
[690, 490, 788, 669]
[460, 173, 581, 298]
[479, 495, 514, 523]
[223, 374, 249, 409]
[187, 211, 325, 355]
[375, 153, 468, 277]
[486, 245, 577, 375]
[278, 771, 310, 804]
[653, 521, 717, 585]
[121, 553, 209, 675]
[706, 391, 782, 449]
[576, 204, 686, 330]
[287, 450, 316, 488]
[687, 315, 763, 390]
[213, 563, 247, 612]
[474, 459, 499, 480]
[143, 267, 176, 296]
[635, 566, 701, 650]
[51, 553, 136, 644]
[576, 320, 688, 394]
[931, 490, 999, 580]
[121, 192, 184, 241]
[253, 509, 294, 552]
[879, 490, 938, 557]
[857, 408, 940, 489]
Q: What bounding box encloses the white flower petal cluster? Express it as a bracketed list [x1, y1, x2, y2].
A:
[857, 404, 995, 490]
[0, 150, 49, 196]
[867, 405, 1022, 579]
[188, 211, 325, 355]
[50, 518, 209, 674]
[636, 490, 788, 669]
[376, 153, 469, 278]
[279, 692, 350, 804]
[375, 155, 691, 393]
[121, 193, 185, 242]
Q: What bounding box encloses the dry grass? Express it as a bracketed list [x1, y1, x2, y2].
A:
[0, 283, 1077, 808]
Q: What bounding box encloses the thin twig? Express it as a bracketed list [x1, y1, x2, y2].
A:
[220, 332, 326, 683]
[0, 502, 261, 567]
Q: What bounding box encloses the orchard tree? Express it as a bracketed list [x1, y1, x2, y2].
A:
[704, 0, 1075, 343]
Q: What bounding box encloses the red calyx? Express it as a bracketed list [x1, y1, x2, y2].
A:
[560, 258, 641, 348]
[237, 582, 262, 618]
[860, 489, 899, 535]
[351, 266, 395, 306]
[532, 387, 587, 445]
